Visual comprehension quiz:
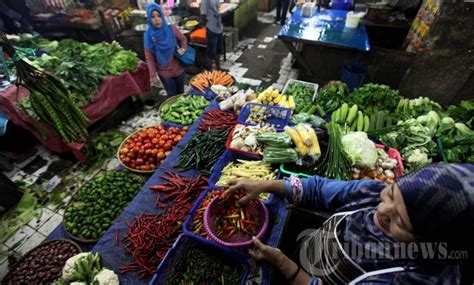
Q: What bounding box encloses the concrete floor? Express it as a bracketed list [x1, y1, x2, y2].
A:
[0, 10, 299, 280]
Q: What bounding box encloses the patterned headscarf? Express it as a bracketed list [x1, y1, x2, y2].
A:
[397, 163, 474, 244]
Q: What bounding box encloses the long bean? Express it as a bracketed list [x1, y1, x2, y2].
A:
[1, 33, 89, 143]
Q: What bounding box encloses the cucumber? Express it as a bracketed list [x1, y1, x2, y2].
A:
[356, 111, 364, 132]
[350, 118, 357, 131]
[340, 103, 349, 122]
[375, 111, 385, 130]
[363, 115, 370, 132]
[368, 114, 376, 131]
[346, 104, 358, 125]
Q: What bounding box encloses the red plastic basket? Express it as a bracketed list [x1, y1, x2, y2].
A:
[225, 125, 264, 157]
[204, 196, 269, 248]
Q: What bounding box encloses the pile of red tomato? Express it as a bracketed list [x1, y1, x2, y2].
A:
[118, 125, 188, 172]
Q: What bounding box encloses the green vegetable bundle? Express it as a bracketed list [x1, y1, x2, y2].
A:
[315, 81, 349, 114]
[176, 128, 229, 175]
[350, 83, 402, 113]
[314, 122, 352, 180]
[165, 245, 243, 285]
[447, 99, 474, 129]
[256, 132, 292, 148]
[64, 171, 142, 240]
[161, 95, 209, 125]
[1, 33, 89, 143]
[284, 82, 315, 111]
[263, 147, 298, 164]
[395, 97, 443, 121]
[438, 120, 474, 164]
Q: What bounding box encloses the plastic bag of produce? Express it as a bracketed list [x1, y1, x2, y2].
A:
[342, 132, 377, 168]
[256, 132, 292, 147]
[263, 147, 298, 164]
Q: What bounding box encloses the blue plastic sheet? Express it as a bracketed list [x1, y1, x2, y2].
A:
[91, 101, 220, 284]
[278, 8, 371, 52]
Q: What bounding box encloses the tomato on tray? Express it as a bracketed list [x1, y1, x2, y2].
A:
[118, 126, 189, 173]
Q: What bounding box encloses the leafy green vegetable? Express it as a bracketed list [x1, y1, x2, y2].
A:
[316, 81, 349, 114]
[82, 130, 127, 168]
[350, 83, 402, 113]
[284, 82, 315, 109]
[447, 99, 474, 129]
[395, 97, 443, 120]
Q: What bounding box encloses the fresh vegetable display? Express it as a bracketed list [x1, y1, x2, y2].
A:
[64, 171, 142, 241]
[3, 239, 81, 284]
[350, 83, 402, 113]
[216, 159, 276, 201]
[191, 70, 234, 93]
[177, 128, 229, 175]
[160, 95, 209, 125]
[437, 119, 474, 164]
[165, 245, 243, 285]
[119, 173, 208, 280]
[352, 147, 399, 184]
[291, 113, 325, 128]
[10, 35, 138, 108]
[229, 125, 276, 155]
[447, 99, 474, 129]
[209, 191, 263, 241]
[283, 81, 316, 111]
[55, 252, 119, 285]
[241, 103, 291, 128]
[254, 86, 296, 111]
[211, 85, 239, 101]
[316, 80, 349, 113]
[118, 126, 186, 172]
[198, 109, 238, 132]
[218, 89, 257, 113]
[2, 33, 90, 143]
[314, 122, 352, 179]
[190, 190, 221, 238]
[395, 97, 443, 120]
[284, 123, 321, 160]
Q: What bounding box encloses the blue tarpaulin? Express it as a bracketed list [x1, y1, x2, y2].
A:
[278, 8, 371, 52]
[45, 99, 289, 284]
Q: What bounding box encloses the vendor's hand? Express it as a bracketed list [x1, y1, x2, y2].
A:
[177, 48, 186, 56]
[249, 237, 286, 268]
[223, 179, 266, 205]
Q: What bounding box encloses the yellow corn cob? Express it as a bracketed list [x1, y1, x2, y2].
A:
[284, 126, 308, 156]
[288, 96, 296, 110]
[296, 123, 312, 146]
[307, 126, 321, 159]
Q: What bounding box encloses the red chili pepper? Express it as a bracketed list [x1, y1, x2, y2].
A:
[115, 229, 120, 245]
[198, 109, 238, 132]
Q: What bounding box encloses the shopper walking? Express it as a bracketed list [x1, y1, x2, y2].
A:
[275, 0, 291, 25]
[201, 0, 224, 70]
[144, 3, 188, 96]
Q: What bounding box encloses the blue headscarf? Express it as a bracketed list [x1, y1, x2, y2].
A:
[143, 3, 177, 66]
[397, 163, 474, 245]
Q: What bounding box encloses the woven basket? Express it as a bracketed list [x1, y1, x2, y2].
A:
[3, 239, 82, 283]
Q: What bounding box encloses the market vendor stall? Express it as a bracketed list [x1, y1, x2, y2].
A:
[0, 35, 149, 160]
[278, 8, 371, 78]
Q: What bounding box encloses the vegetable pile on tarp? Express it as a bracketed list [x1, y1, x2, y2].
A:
[1, 33, 89, 143]
[177, 128, 229, 175]
[198, 109, 238, 131]
[160, 95, 209, 125]
[119, 173, 208, 280]
[284, 81, 315, 113]
[350, 83, 402, 113]
[316, 81, 349, 113]
[10, 35, 139, 108]
[64, 171, 142, 241]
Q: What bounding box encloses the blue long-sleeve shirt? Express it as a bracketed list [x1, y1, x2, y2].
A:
[283, 175, 461, 285]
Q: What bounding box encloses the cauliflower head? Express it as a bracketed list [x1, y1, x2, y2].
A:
[92, 269, 119, 285]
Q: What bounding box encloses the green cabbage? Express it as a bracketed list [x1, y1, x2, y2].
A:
[342, 132, 377, 168]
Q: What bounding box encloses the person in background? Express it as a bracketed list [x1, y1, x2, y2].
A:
[224, 163, 474, 284]
[144, 3, 188, 96]
[200, 0, 224, 70]
[0, 0, 33, 34]
[275, 0, 291, 25]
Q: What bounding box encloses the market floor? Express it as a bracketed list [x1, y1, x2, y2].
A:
[0, 10, 297, 280]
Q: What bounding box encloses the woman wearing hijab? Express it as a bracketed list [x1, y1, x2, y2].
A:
[144, 3, 188, 96]
[224, 163, 474, 284]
